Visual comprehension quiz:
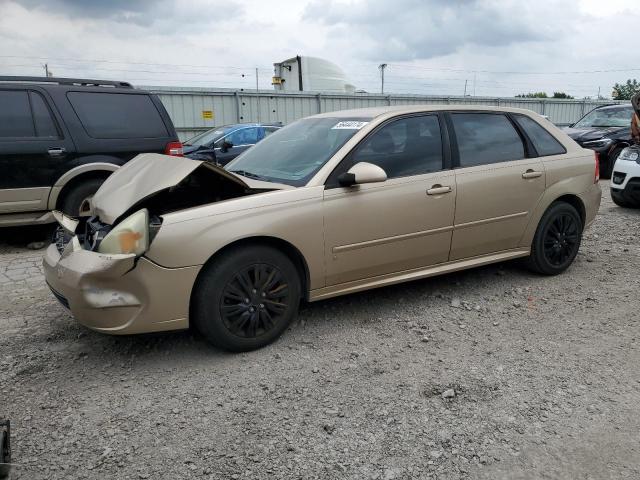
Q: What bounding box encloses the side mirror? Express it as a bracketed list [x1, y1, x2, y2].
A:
[337, 162, 387, 187]
[221, 140, 233, 153]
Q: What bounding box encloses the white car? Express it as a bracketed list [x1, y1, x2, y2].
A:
[610, 145, 640, 207]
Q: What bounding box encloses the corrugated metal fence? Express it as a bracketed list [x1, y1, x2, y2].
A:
[144, 86, 624, 142]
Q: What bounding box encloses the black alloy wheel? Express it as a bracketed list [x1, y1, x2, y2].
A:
[542, 213, 580, 267]
[193, 245, 301, 352]
[220, 263, 290, 338]
[525, 202, 583, 275]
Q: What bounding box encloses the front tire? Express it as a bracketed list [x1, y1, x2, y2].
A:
[602, 147, 623, 179]
[611, 194, 632, 208]
[192, 246, 301, 352]
[525, 202, 583, 275]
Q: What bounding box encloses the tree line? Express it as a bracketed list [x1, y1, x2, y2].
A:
[516, 78, 638, 101]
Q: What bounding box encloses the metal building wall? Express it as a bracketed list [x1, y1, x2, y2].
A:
[144, 86, 623, 142]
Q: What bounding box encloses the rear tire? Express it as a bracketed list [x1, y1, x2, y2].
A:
[60, 178, 104, 217]
[525, 202, 583, 275]
[192, 245, 301, 352]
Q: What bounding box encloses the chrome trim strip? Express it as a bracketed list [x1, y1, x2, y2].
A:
[454, 211, 528, 230]
[332, 225, 454, 253]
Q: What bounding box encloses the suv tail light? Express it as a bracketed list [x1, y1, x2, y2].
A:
[165, 141, 183, 157]
[594, 152, 600, 183]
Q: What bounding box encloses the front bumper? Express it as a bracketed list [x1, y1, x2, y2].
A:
[43, 239, 200, 335]
[610, 158, 640, 206]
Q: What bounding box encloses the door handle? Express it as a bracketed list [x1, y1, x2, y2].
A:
[48, 148, 66, 157]
[522, 169, 543, 179]
[427, 185, 452, 195]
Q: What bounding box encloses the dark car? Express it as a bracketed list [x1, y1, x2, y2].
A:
[0, 76, 182, 227]
[563, 104, 635, 178]
[183, 123, 281, 165]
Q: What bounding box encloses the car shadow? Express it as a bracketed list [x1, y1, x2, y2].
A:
[0, 224, 56, 247]
[43, 258, 532, 369]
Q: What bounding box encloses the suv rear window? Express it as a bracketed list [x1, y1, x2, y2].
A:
[67, 92, 169, 139]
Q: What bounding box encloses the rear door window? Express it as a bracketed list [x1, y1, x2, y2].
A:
[0, 90, 35, 138]
[30, 92, 59, 138]
[226, 127, 259, 145]
[514, 115, 566, 156]
[264, 127, 280, 137]
[451, 113, 525, 167]
[67, 92, 169, 139]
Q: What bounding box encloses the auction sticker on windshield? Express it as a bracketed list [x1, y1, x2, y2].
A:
[331, 121, 369, 130]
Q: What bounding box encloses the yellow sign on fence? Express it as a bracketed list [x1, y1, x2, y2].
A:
[202, 110, 214, 120]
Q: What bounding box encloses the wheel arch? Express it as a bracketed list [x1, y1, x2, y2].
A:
[553, 194, 586, 226]
[520, 192, 587, 248]
[190, 235, 312, 307]
[48, 163, 118, 210]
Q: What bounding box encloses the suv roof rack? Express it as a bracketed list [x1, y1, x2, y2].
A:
[0, 76, 133, 88]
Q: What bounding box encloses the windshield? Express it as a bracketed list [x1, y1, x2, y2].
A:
[225, 117, 371, 186]
[574, 106, 633, 128]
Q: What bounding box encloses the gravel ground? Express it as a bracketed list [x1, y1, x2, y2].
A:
[1, 180, 640, 480]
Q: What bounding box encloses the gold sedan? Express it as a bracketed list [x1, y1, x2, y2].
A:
[43, 106, 601, 351]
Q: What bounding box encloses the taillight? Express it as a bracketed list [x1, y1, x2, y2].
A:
[594, 152, 600, 183]
[165, 141, 183, 157]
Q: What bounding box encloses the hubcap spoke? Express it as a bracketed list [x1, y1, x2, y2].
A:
[220, 263, 291, 339]
[543, 212, 580, 267]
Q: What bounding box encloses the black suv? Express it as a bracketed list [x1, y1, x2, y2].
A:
[563, 104, 635, 178]
[0, 76, 182, 227]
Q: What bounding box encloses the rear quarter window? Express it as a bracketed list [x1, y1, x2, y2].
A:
[67, 92, 169, 139]
[514, 115, 566, 156]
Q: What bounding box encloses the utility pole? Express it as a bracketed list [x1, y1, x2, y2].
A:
[378, 63, 387, 94]
[597, 86, 601, 99]
[255, 68, 260, 122]
[464, 79, 468, 96]
[43, 63, 50, 77]
[473, 71, 477, 96]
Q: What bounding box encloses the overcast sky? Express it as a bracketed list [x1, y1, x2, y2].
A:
[1, 0, 639, 98]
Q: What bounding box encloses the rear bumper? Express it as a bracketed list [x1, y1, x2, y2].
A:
[43, 241, 200, 335]
[580, 182, 601, 230]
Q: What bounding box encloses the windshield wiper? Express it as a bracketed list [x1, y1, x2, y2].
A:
[229, 170, 270, 181]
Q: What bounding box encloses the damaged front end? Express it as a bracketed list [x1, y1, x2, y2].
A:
[54, 153, 280, 256]
[44, 153, 281, 334]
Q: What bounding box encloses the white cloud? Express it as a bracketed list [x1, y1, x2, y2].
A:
[0, 0, 639, 98]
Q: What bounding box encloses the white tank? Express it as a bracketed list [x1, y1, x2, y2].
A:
[272, 56, 356, 93]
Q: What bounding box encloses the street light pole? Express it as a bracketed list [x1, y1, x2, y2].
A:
[378, 63, 387, 94]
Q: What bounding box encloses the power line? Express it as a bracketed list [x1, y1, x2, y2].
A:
[386, 63, 640, 75]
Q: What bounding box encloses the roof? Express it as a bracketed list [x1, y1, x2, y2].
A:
[310, 104, 558, 120]
[592, 103, 633, 110]
[0, 76, 133, 88]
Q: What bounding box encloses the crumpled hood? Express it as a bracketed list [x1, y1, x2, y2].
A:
[563, 126, 626, 143]
[91, 153, 268, 225]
